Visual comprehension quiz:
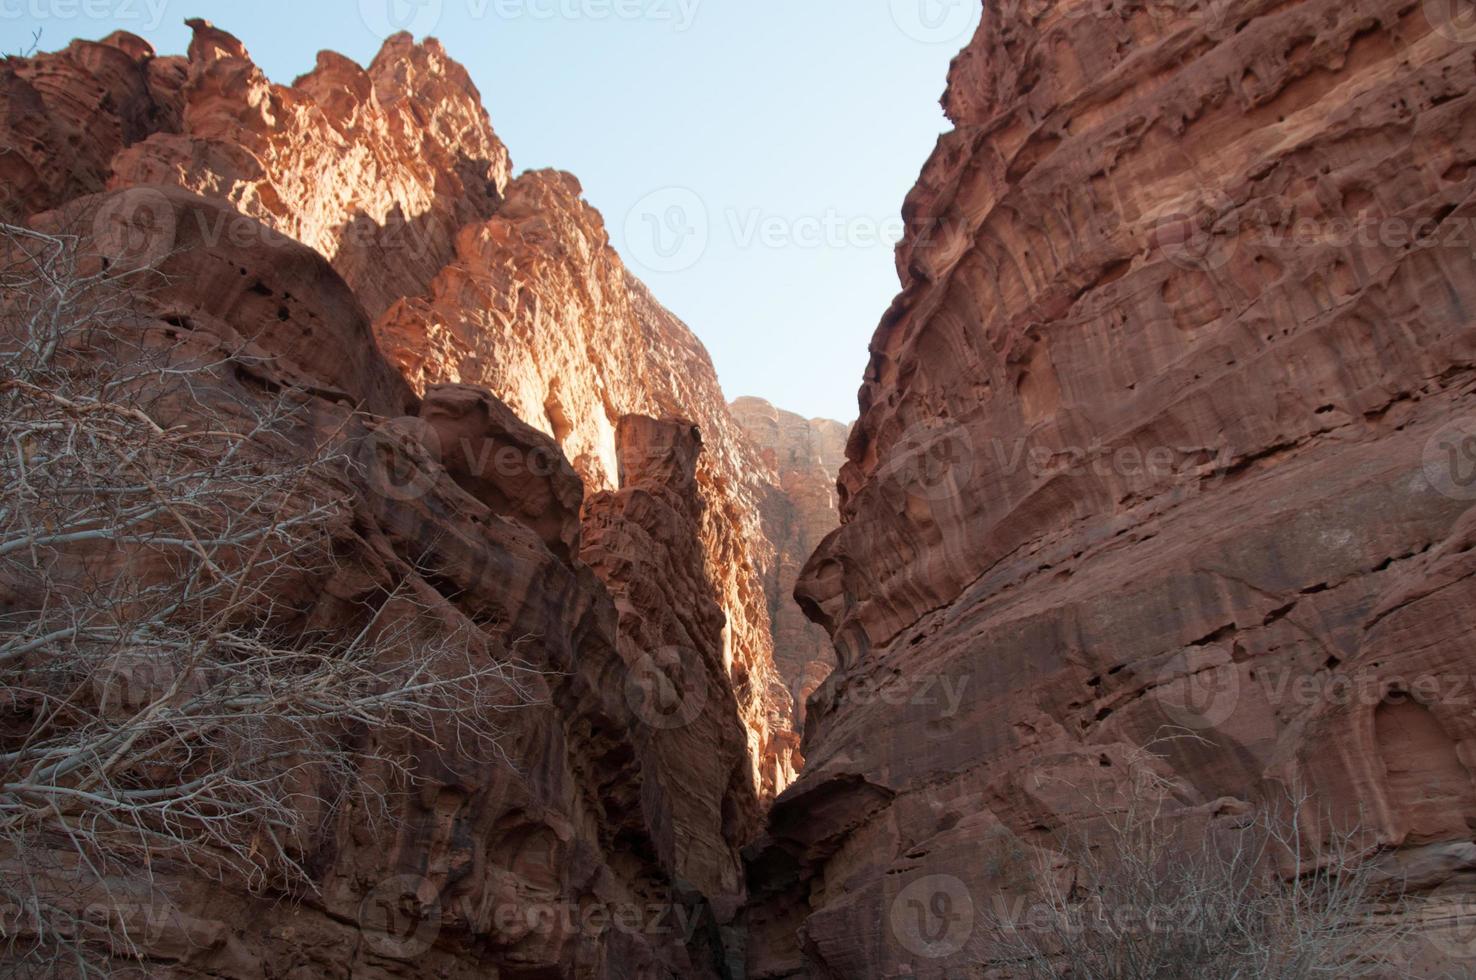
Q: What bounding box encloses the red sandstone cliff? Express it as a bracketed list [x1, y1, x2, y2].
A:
[0, 21, 816, 979]
[730, 397, 849, 730]
[0, 20, 800, 795]
[750, 0, 1476, 975]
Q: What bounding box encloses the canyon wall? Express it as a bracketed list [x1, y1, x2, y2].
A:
[731, 398, 849, 730]
[750, 0, 1476, 975]
[0, 20, 802, 794]
[0, 22, 836, 978]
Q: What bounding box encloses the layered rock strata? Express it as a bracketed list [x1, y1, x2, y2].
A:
[730, 397, 849, 730]
[752, 0, 1476, 975]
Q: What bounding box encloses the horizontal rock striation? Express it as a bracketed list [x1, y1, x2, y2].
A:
[756, 0, 1476, 975]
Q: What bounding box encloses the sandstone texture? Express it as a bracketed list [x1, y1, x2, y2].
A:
[751, 0, 1476, 975]
[0, 22, 834, 980]
[730, 397, 849, 730]
[373, 169, 801, 794]
[6, 184, 741, 978]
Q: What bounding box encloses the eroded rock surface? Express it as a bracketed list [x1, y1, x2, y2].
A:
[731, 397, 849, 730]
[0, 22, 825, 980]
[374, 168, 800, 795]
[1, 19, 802, 798]
[5, 185, 744, 979]
[753, 0, 1476, 975]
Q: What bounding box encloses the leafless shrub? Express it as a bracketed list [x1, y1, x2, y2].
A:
[983, 735, 1423, 979]
[0, 218, 539, 975]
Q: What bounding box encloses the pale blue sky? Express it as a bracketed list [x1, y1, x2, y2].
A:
[5, 0, 980, 421]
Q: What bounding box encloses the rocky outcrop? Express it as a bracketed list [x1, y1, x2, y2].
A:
[1, 24, 510, 315]
[1, 20, 799, 797]
[0, 22, 814, 980]
[6, 184, 745, 978]
[730, 397, 849, 729]
[580, 416, 761, 916]
[374, 168, 799, 795]
[753, 0, 1476, 975]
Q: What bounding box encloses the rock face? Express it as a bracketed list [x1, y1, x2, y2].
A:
[6, 184, 740, 978]
[0, 22, 828, 980]
[0, 20, 800, 794]
[751, 0, 1476, 975]
[730, 398, 849, 729]
[373, 167, 800, 794]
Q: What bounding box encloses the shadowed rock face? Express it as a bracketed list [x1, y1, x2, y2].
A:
[730, 397, 850, 731]
[7, 186, 739, 978]
[750, 0, 1476, 975]
[373, 170, 801, 796]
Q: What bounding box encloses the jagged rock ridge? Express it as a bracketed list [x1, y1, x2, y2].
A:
[0, 21, 843, 979]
